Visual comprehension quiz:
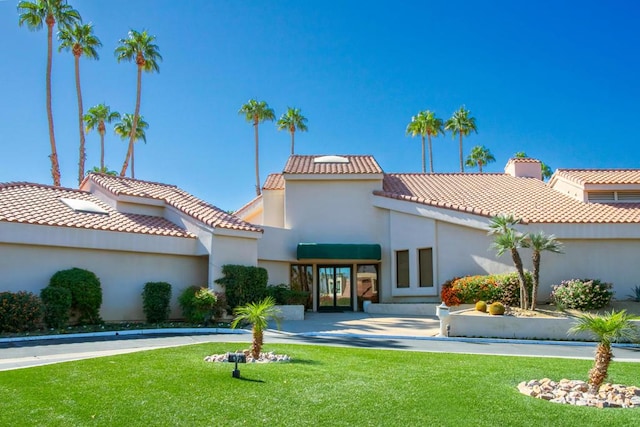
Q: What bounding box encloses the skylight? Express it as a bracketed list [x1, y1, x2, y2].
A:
[60, 198, 108, 215]
[313, 155, 349, 164]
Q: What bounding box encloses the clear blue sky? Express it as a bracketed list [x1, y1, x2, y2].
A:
[2, 0, 639, 210]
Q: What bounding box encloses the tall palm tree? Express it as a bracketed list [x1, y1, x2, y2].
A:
[58, 22, 101, 185]
[18, 0, 81, 186]
[569, 310, 639, 393]
[513, 152, 553, 180]
[277, 107, 308, 155]
[465, 145, 495, 173]
[406, 110, 444, 173]
[89, 166, 116, 176]
[239, 99, 275, 196]
[488, 214, 529, 309]
[522, 231, 563, 310]
[445, 106, 477, 173]
[115, 29, 161, 178]
[84, 104, 120, 171]
[114, 114, 149, 178]
[231, 296, 282, 359]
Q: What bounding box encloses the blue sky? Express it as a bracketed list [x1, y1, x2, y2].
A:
[2, 0, 639, 210]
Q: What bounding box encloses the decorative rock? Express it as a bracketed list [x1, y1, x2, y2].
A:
[204, 351, 291, 363]
[518, 379, 639, 409]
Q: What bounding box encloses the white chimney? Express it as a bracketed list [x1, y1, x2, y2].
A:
[504, 158, 542, 179]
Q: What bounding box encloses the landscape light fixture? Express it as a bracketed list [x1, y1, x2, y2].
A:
[227, 352, 247, 378]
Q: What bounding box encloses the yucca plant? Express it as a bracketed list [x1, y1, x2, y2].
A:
[627, 285, 640, 302]
[231, 296, 281, 359]
[569, 310, 639, 393]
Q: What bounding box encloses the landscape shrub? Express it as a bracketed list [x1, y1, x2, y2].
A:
[265, 284, 310, 305]
[49, 268, 103, 324]
[214, 265, 268, 309]
[488, 301, 506, 315]
[40, 286, 72, 328]
[179, 286, 226, 323]
[440, 272, 533, 307]
[0, 291, 44, 333]
[550, 279, 613, 310]
[142, 282, 172, 323]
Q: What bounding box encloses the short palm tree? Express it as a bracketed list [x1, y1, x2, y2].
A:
[569, 310, 639, 393]
[58, 22, 101, 185]
[114, 114, 149, 178]
[231, 296, 282, 359]
[406, 110, 444, 173]
[522, 231, 563, 310]
[115, 29, 162, 178]
[488, 214, 529, 309]
[18, 0, 81, 186]
[239, 99, 275, 196]
[465, 145, 495, 173]
[277, 107, 308, 155]
[84, 104, 121, 171]
[445, 106, 477, 173]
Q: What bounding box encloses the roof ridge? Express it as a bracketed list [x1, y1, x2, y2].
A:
[87, 172, 178, 189]
[0, 181, 90, 194]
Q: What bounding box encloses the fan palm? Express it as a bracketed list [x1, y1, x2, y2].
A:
[58, 22, 101, 185]
[84, 104, 121, 171]
[231, 296, 282, 359]
[445, 106, 477, 173]
[89, 166, 117, 176]
[18, 0, 81, 186]
[115, 29, 162, 178]
[465, 145, 495, 173]
[239, 99, 275, 196]
[114, 114, 149, 178]
[522, 231, 563, 310]
[569, 310, 639, 393]
[406, 110, 444, 173]
[277, 107, 308, 155]
[488, 214, 529, 309]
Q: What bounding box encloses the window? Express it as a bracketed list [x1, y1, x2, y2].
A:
[290, 265, 313, 293]
[419, 248, 434, 287]
[396, 250, 409, 288]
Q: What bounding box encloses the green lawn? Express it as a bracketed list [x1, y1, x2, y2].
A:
[1, 343, 638, 426]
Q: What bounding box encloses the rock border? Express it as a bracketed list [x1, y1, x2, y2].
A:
[518, 378, 640, 408]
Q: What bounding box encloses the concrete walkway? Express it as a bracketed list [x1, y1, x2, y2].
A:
[1, 312, 639, 371]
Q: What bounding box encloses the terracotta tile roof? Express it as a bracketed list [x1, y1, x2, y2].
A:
[376, 173, 640, 224]
[0, 182, 194, 237]
[86, 174, 262, 233]
[508, 157, 541, 164]
[283, 155, 383, 175]
[553, 169, 640, 186]
[263, 174, 285, 190]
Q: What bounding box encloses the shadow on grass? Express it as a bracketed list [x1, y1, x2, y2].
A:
[237, 376, 265, 383]
[289, 358, 321, 365]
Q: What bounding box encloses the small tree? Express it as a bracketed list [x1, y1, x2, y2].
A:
[141, 282, 172, 323]
[522, 231, 563, 310]
[231, 296, 281, 359]
[569, 310, 639, 393]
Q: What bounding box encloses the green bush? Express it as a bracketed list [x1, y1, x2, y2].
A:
[49, 268, 102, 324]
[0, 291, 44, 333]
[214, 265, 268, 309]
[40, 286, 72, 328]
[142, 282, 172, 323]
[441, 272, 533, 306]
[265, 284, 310, 306]
[551, 279, 613, 310]
[179, 286, 226, 324]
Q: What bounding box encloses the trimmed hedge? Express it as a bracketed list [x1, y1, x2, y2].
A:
[40, 286, 72, 328]
[0, 291, 43, 333]
[178, 286, 226, 324]
[49, 268, 103, 324]
[441, 272, 533, 307]
[142, 282, 172, 323]
[214, 265, 269, 309]
[265, 284, 310, 306]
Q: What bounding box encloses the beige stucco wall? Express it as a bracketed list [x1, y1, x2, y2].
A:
[258, 260, 291, 285]
[263, 189, 285, 227]
[0, 242, 207, 321]
[210, 233, 259, 292]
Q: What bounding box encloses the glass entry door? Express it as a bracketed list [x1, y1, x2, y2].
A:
[318, 266, 352, 311]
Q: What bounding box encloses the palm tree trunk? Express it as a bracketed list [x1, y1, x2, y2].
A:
[510, 248, 529, 309]
[479, 161, 483, 174]
[254, 119, 261, 196]
[290, 130, 295, 155]
[459, 133, 464, 173]
[252, 327, 263, 359]
[46, 18, 61, 187]
[131, 145, 135, 178]
[120, 65, 142, 178]
[99, 129, 105, 170]
[530, 251, 541, 310]
[74, 53, 86, 185]
[421, 135, 426, 173]
[589, 343, 612, 392]
[427, 133, 434, 174]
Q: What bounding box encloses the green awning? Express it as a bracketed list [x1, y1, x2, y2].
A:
[297, 243, 381, 261]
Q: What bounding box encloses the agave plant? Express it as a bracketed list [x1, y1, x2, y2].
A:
[627, 285, 640, 302]
[569, 310, 639, 392]
[231, 296, 281, 359]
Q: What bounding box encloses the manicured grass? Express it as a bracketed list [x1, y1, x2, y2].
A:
[0, 344, 638, 426]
